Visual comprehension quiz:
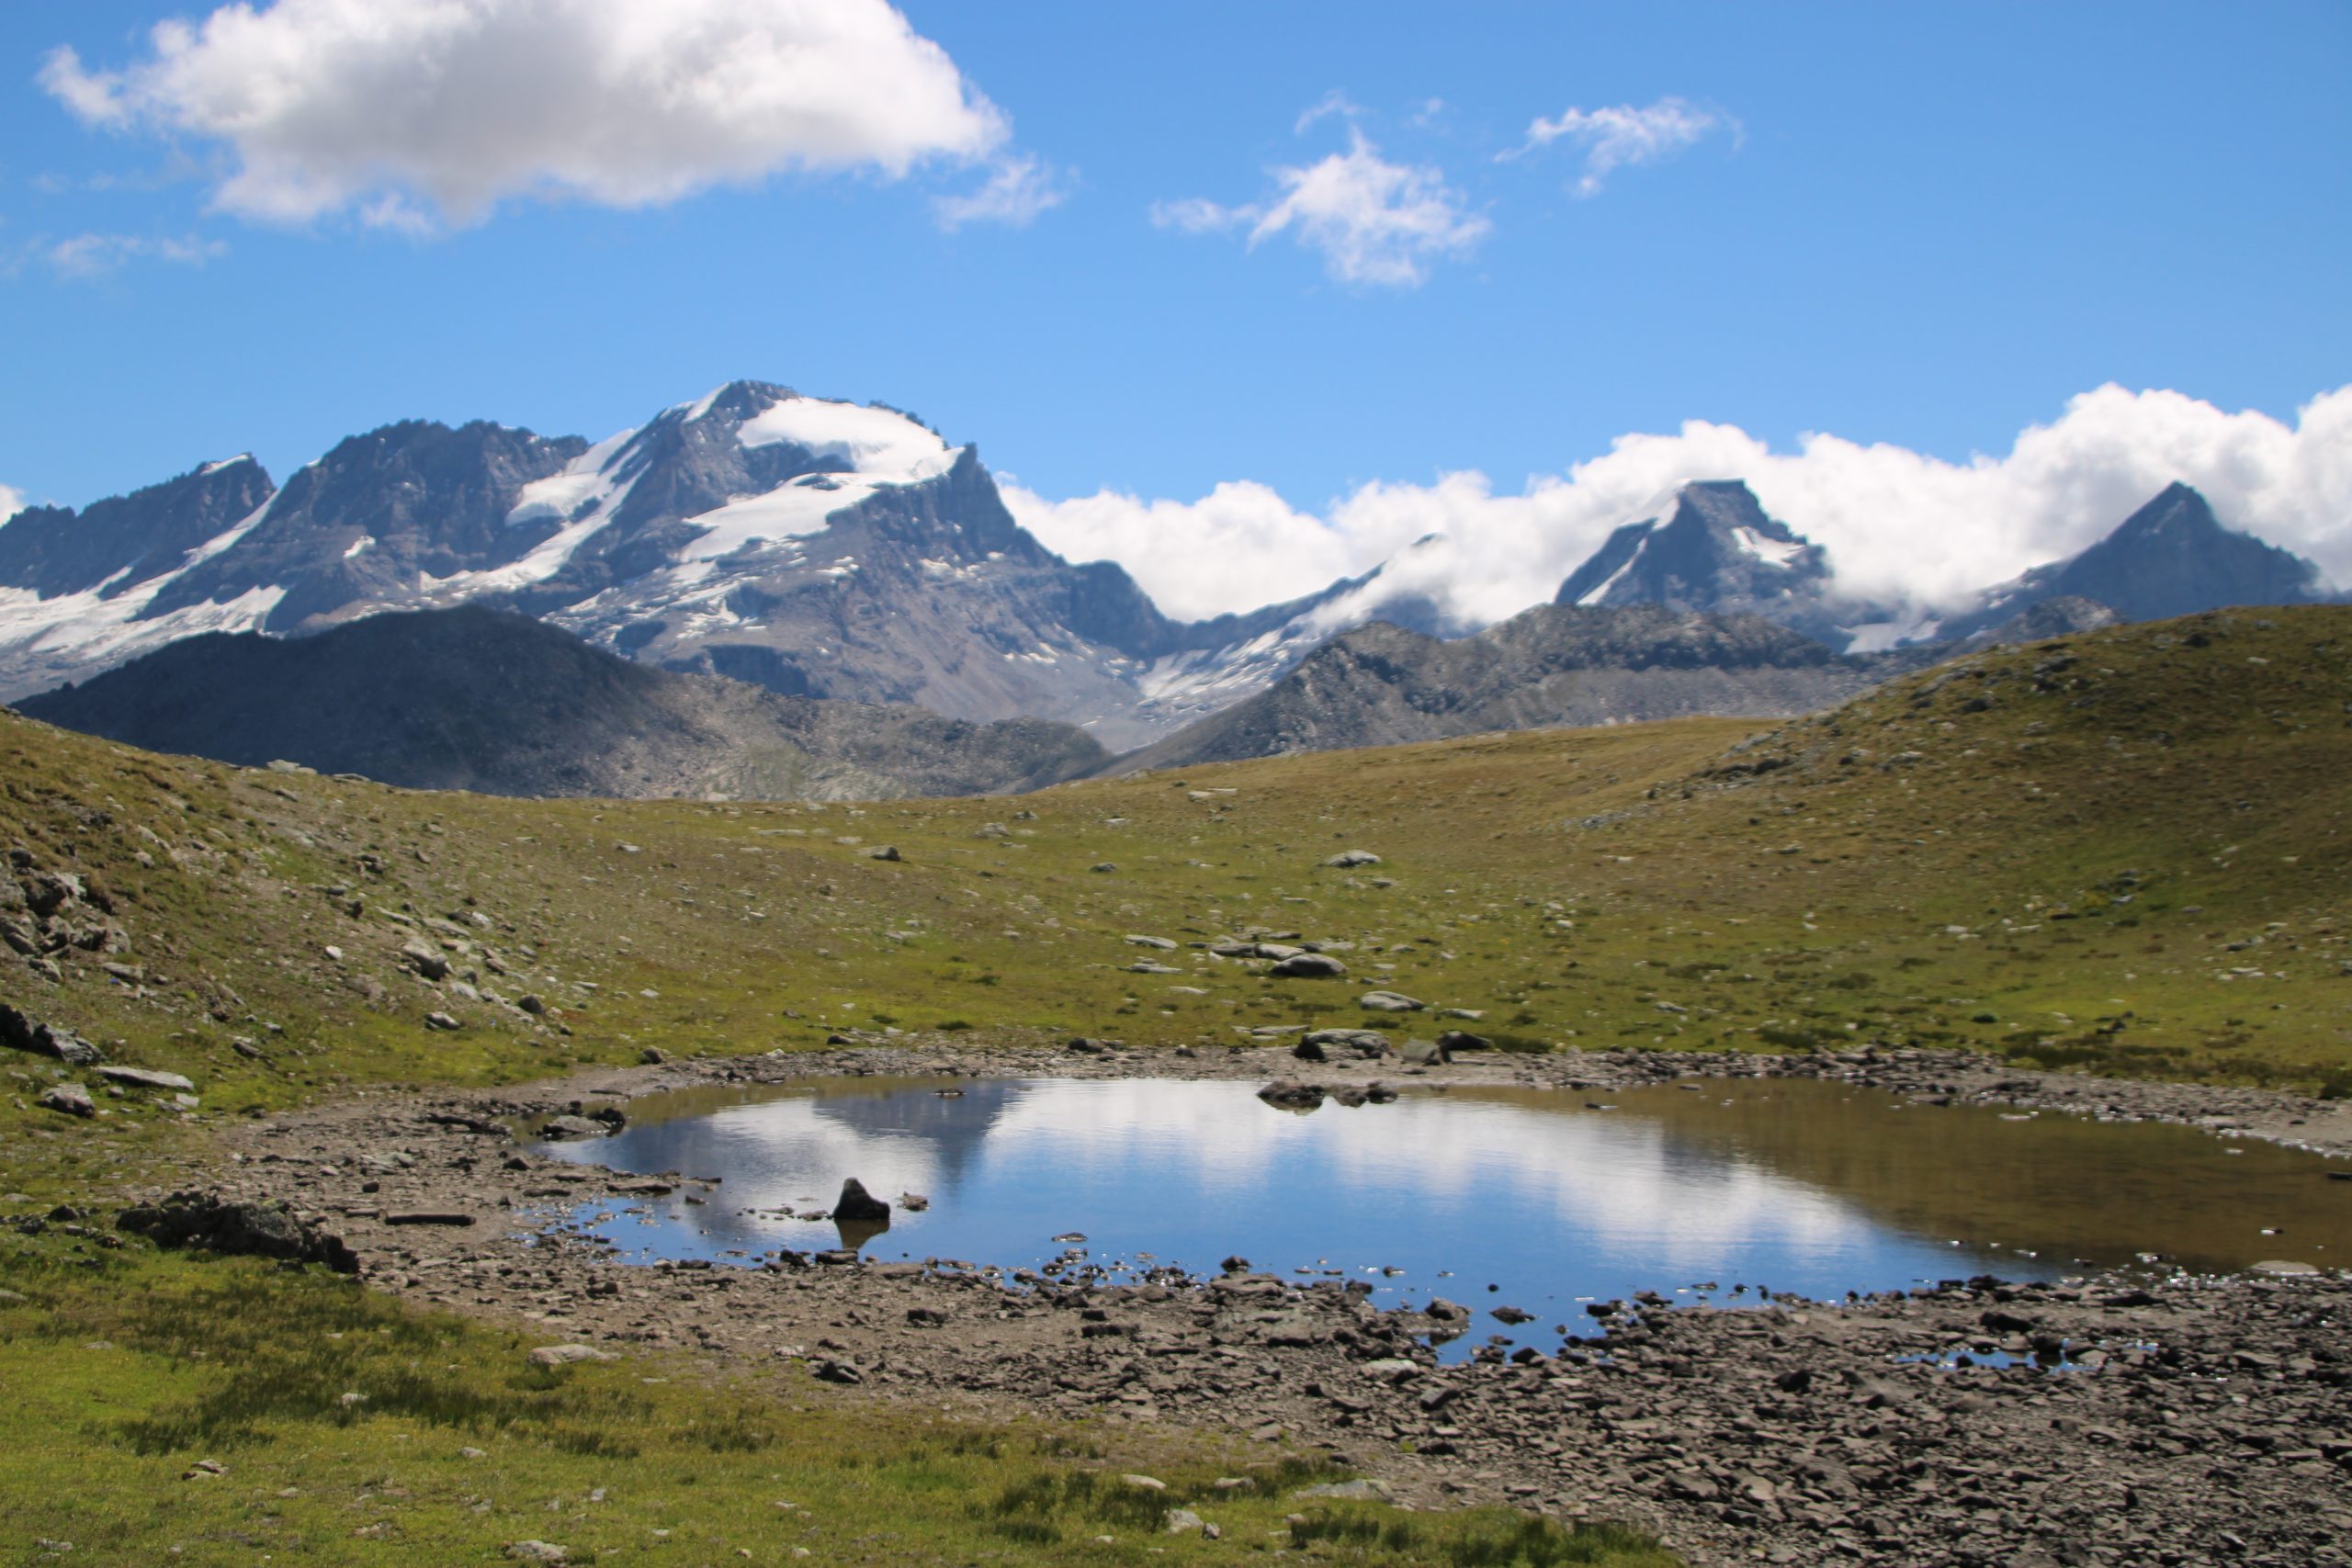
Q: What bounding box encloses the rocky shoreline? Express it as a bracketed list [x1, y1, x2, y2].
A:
[117, 1043, 2352, 1567]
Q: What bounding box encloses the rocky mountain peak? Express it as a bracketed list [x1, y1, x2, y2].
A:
[0, 455, 277, 603]
[1554, 478, 1840, 639]
[1935, 482, 2324, 640]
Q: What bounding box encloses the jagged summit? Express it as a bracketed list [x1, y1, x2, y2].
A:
[1555, 479, 1847, 642]
[1935, 482, 2325, 642]
[0, 455, 276, 603]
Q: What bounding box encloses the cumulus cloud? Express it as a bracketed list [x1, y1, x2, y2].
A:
[1003, 385, 2352, 628]
[46, 231, 227, 277]
[40, 0, 1009, 227]
[0, 484, 24, 525]
[1153, 129, 1488, 288]
[1000, 479, 1357, 622]
[1509, 96, 1732, 196]
[933, 153, 1069, 231]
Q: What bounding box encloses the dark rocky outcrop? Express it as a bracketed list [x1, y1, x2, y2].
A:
[0, 1003, 104, 1066]
[118, 1190, 360, 1273]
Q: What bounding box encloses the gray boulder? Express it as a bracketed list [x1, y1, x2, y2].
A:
[1358, 990, 1425, 1012]
[39, 1082, 95, 1118]
[98, 1065, 196, 1093]
[1304, 1029, 1390, 1059]
[1271, 953, 1348, 978]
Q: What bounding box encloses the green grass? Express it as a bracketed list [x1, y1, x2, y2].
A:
[0, 1235, 1672, 1566]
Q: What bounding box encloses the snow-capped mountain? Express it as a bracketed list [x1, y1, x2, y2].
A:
[4, 388, 2332, 750]
[0, 382, 1336, 748]
[1552, 479, 1863, 645]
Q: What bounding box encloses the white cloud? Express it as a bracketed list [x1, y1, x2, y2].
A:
[1004, 385, 2352, 627]
[1147, 197, 1247, 236]
[40, 0, 1008, 228]
[1510, 96, 1731, 196]
[932, 153, 1069, 231]
[1155, 130, 1489, 288]
[46, 231, 227, 277]
[0, 485, 24, 525]
[1003, 479, 1355, 622]
[1293, 90, 1363, 136]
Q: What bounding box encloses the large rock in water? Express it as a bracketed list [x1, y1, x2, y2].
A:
[118, 1190, 360, 1273]
[834, 1179, 891, 1224]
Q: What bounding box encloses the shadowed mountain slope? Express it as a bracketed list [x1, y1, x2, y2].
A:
[17, 604, 1105, 802]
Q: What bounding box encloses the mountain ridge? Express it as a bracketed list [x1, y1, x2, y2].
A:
[3, 385, 2333, 745]
[17, 604, 1107, 802]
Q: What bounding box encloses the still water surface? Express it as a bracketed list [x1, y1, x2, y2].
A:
[531, 1077, 2347, 1354]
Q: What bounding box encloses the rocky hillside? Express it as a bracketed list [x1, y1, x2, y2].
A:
[1105, 604, 1897, 773]
[17, 605, 1105, 801]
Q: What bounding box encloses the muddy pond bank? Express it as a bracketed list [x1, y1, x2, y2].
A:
[136, 1043, 2352, 1566]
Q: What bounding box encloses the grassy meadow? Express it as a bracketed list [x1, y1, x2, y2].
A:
[3, 603, 2348, 1562]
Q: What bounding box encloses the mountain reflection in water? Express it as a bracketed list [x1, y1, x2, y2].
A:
[532, 1076, 2346, 1358]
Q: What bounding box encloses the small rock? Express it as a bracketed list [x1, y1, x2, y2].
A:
[96, 1065, 196, 1093]
[1358, 990, 1425, 1012]
[1167, 1508, 1205, 1534]
[38, 1083, 94, 1119]
[1120, 1474, 1167, 1493]
[866, 845, 901, 862]
[423, 1011, 462, 1032]
[527, 1345, 616, 1367]
[1295, 1479, 1390, 1501]
[1272, 953, 1348, 978]
[504, 1543, 569, 1565]
[1323, 851, 1383, 868]
[1256, 1079, 1327, 1111]
[540, 1115, 612, 1140]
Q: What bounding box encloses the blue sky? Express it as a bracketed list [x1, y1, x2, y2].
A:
[2, 1, 2346, 615]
